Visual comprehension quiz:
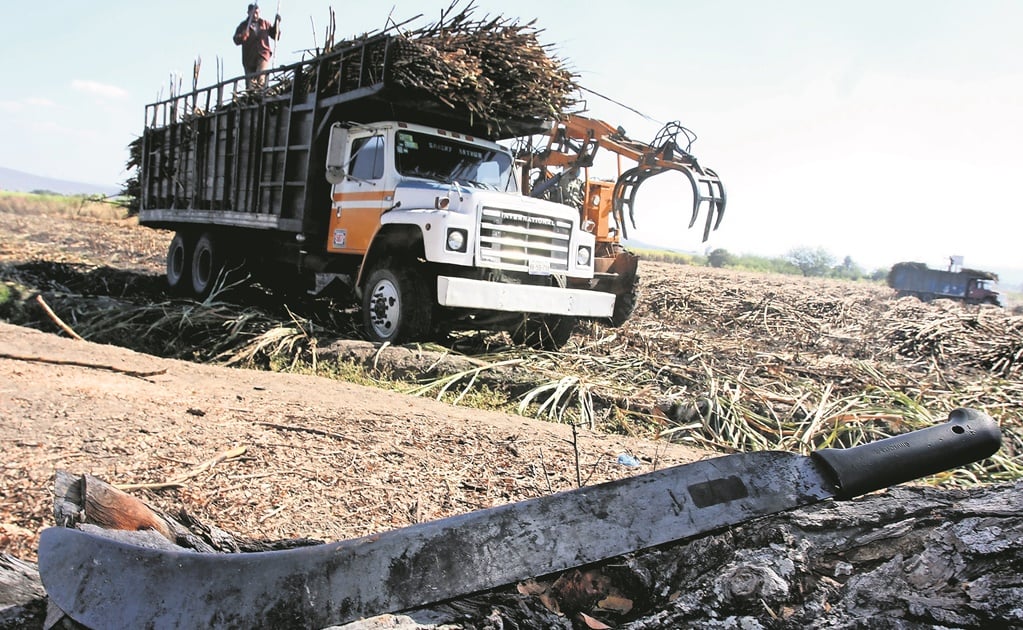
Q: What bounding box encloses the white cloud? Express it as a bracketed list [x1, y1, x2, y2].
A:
[0, 96, 57, 113]
[71, 79, 129, 100]
[29, 120, 63, 133]
[26, 97, 57, 107]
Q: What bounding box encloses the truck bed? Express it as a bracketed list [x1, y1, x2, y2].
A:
[138, 34, 551, 237]
[889, 266, 969, 298]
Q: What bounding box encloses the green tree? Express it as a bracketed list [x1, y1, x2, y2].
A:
[870, 268, 890, 282]
[831, 255, 865, 280]
[787, 247, 835, 277]
[707, 248, 733, 268]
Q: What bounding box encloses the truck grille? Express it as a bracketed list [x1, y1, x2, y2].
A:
[478, 207, 572, 273]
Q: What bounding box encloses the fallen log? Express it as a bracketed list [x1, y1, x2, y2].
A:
[53, 471, 174, 540]
[27, 473, 1023, 628]
[51, 470, 322, 554]
[0, 554, 45, 630]
[406, 480, 1023, 629]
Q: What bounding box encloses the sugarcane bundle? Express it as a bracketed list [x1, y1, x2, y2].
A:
[331, 1, 579, 125]
[152, 2, 579, 140]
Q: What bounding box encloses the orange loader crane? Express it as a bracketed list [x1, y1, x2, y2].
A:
[518, 114, 727, 325]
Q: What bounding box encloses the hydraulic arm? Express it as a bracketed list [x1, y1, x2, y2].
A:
[523, 114, 727, 242]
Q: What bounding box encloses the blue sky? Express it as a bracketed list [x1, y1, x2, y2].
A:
[2, 1, 1020, 281]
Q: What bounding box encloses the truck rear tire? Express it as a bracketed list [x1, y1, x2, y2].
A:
[362, 260, 433, 344]
[166, 233, 193, 295]
[511, 315, 576, 350]
[191, 232, 223, 300]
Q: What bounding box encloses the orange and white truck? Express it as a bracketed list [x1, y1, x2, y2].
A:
[138, 34, 725, 347]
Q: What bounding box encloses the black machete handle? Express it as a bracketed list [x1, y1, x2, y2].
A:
[811, 407, 1002, 499]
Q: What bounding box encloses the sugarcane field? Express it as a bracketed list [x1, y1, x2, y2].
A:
[2, 2, 1022, 628]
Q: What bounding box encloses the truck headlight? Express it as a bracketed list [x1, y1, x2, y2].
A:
[576, 246, 592, 267]
[447, 229, 467, 253]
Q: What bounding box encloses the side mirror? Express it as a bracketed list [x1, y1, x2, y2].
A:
[325, 123, 349, 185]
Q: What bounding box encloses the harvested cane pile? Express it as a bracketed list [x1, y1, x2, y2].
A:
[381, 1, 578, 122]
[317, 0, 578, 130]
[884, 299, 1023, 377]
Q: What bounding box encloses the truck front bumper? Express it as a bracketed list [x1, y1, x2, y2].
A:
[437, 276, 615, 318]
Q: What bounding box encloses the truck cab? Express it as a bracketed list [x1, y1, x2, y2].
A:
[966, 278, 1000, 306]
[324, 121, 613, 345]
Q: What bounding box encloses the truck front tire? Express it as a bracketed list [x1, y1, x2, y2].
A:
[609, 277, 640, 327]
[511, 315, 577, 350]
[362, 260, 433, 344]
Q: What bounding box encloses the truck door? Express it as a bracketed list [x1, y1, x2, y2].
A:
[327, 132, 392, 254]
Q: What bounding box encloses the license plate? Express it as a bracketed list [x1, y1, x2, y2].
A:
[528, 259, 551, 276]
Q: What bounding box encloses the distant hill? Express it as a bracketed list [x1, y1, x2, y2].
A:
[623, 237, 701, 257]
[0, 166, 118, 197]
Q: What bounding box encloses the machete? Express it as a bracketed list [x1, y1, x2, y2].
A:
[39, 407, 1001, 629]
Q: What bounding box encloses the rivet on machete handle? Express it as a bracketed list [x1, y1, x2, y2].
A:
[811, 407, 1002, 499]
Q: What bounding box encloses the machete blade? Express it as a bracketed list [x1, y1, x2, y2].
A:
[38, 408, 1001, 629]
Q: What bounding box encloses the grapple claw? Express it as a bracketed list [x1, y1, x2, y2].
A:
[613, 162, 726, 243]
[695, 166, 726, 241]
[523, 115, 726, 243]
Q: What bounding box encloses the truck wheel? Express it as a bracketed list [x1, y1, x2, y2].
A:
[609, 276, 640, 327]
[166, 232, 193, 295]
[362, 260, 433, 344]
[191, 232, 224, 299]
[511, 315, 577, 350]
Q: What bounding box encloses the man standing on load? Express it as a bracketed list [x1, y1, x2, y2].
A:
[233, 3, 281, 90]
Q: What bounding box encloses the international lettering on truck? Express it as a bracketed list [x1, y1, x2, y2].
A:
[137, 33, 726, 349]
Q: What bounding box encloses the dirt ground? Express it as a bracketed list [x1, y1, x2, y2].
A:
[0, 208, 710, 563]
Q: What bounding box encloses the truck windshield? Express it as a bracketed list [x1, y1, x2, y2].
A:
[394, 130, 513, 190]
